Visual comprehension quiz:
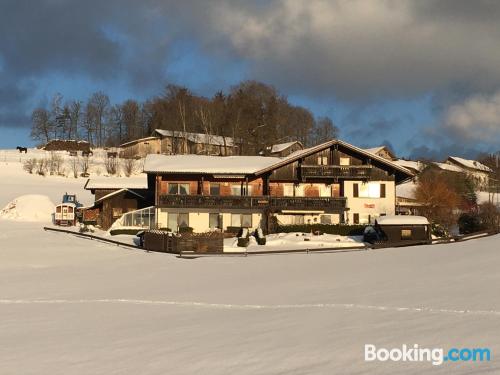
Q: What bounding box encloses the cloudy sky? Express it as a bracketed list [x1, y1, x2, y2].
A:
[1, 0, 499, 158]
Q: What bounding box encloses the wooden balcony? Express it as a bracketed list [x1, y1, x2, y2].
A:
[158, 194, 347, 213]
[301, 165, 372, 179]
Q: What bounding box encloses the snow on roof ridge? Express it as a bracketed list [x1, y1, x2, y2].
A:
[448, 156, 492, 172]
[270, 141, 302, 153]
[85, 175, 148, 190]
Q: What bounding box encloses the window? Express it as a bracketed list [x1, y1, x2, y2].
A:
[353, 213, 359, 224]
[283, 184, 294, 197]
[231, 184, 253, 196]
[231, 214, 241, 227]
[210, 183, 220, 196]
[317, 156, 328, 165]
[380, 183, 386, 198]
[320, 215, 332, 224]
[354, 183, 381, 198]
[339, 157, 350, 166]
[167, 213, 189, 230]
[168, 183, 190, 195]
[231, 214, 252, 227]
[231, 185, 242, 196]
[401, 229, 412, 240]
[241, 214, 252, 228]
[209, 213, 222, 229]
[112, 207, 123, 218]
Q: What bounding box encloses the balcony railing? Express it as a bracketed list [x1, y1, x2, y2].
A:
[301, 165, 372, 179]
[158, 194, 347, 213]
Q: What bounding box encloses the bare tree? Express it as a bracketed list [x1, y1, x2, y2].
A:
[79, 155, 91, 176]
[70, 156, 79, 178]
[89, 91, 110, 147]
[30, 108, 52, 144]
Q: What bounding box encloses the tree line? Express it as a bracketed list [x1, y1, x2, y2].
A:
[30, 80, 339, 155]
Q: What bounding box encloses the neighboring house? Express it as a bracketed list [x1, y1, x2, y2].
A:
[364, 146, 397, 161]
[393, 159, 426, 176]
[119, 137, 161, 159]
[82, 175, 152, 229]
[153, 129, 238, 156]
[445, 156, 493, 190]
[395, 181, 423, 215]
[119, 129, 239, 158]
[143, 139, 414, 232]
[266, 141, 304, 157]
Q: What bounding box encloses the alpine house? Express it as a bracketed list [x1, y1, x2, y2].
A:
[143, 139, 414, 232]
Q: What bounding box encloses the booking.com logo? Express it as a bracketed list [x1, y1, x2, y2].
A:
[365, 344, 491, 366]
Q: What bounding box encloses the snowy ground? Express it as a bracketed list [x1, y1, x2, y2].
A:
[1, 149, 500, 374]
[224, 232, 363, 253]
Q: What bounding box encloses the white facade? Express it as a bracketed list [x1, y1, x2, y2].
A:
[156, 207, 263, 232]
[344, 180, 396, 224]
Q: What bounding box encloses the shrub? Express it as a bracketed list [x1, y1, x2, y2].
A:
[23, 158, 37, 174]
[122, 158, 135, 177]
[458, 213, 485, 234]
[36, 158, 47, 176]
[105, 155, 118, 175]
[178, 226, 194, 234]
[109, 228, 143, 236]
[275, 224, 365, 236]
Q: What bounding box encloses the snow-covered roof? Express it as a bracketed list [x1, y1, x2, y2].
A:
[364, 146, 396, 159]
[120, 136, 158, 148]
[94, 188, 145, 203]
[396, 181, 417, 199]
[432, 162, 464, 173]
[394, 159, 425, 172]
[84, 175, 148, 190]
[448, 157, 493, 173]
[269, 141, 302, 153]
[376, 215, 429, 225]
[143, 154, 281, 175]
[153, 129, 235, 147]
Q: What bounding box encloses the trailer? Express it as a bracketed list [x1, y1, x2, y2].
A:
[54, 202, 77, 226]
[53, 193, 83, 226]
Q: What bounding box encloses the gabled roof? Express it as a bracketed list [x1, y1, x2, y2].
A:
[447, 157, 493, 173]
[94, 188, 145, 204]
[393, 159, 425, 172]
[84, 175, 148, 190]
[153, 129, 235, 147]
[142, 139, 415, 183]
[255, 139, 414, 179]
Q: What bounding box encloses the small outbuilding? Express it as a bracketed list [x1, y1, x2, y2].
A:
[364, 215, 431, 246]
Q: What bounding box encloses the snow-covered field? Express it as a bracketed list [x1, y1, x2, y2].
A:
[1, 149, 500, 374]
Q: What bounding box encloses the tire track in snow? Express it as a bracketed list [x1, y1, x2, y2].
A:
[1, 299, 500, 317]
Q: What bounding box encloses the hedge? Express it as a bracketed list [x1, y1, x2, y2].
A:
[109, 228, 143, 236]
[275, 224, 366, 236]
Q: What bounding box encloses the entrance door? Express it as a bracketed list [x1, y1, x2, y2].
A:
[62, 206, 68, 220]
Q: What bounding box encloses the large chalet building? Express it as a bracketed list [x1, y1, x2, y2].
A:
[143, 139, 414, 232]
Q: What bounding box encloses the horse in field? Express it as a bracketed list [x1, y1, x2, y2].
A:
[16, 146, 27, 153]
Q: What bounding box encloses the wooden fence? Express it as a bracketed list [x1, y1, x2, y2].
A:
[143, 230, 224, 254]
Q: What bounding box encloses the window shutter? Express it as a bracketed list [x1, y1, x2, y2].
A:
[380, 183, 386, 198]
[353, 213, 359, 224]
[353, 183, 359, 197]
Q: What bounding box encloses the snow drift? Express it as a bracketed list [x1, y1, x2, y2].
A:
[0, 195, 54, 222]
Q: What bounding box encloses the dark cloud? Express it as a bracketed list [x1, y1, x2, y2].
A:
[0, 0, 499, 158]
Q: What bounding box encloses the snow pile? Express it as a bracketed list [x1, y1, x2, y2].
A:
[0, 194, 54, 222]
